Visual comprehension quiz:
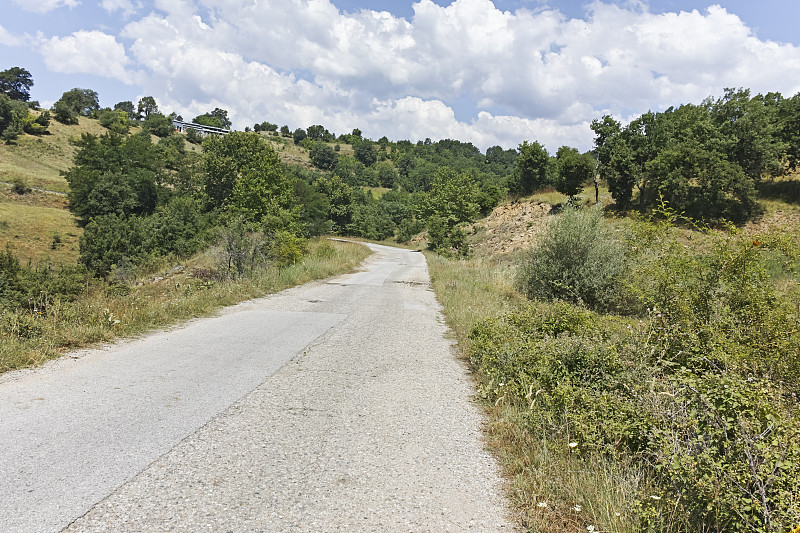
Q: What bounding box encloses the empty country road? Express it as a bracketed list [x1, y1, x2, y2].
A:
[0, 243, 515, 532]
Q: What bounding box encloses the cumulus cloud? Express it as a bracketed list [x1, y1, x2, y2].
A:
[12, 0, 79, 14]
[0, 24, 23, 47]
[110, 0, 800, 151]
[39, 30, 132, 84]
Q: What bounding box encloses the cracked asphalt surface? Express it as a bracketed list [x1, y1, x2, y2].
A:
[0, 243, 515, 532]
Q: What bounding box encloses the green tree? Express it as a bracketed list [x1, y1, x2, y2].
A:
[156, 134, 186, 170]
[53, 88, 100, 124]
[98, 109, 130, 134]
[52, 99, 78, 124]
[137, 96, 158, 119]
[419, 167, 480, 256]
[510, 140, 549, 195]
[709, 87, 785, 180]
[292, 128, 307, 145]
[353, 139, 377, 166]
[346, 203, 396, 241]
[376, 162, 398, 188]
[203, 131, 296, 223]
[646, 141, 758, 222]
[208, 108, 231, 129]
[142, 112, 174, 137]
[555, 146, 595, 199]
[193, 114, 223, 128]
[280, 125, 291, 137]
[54, 88, 100, 118]
[306, 124, 327, 141]
[310, 141, 337, 170]
[603, 135, 637, 207]
[485, 145, 518, 167]
[113, 100, 136, 120]
[0, 67, 33, 102]
[314, 175, 364, 233]
[592, 115, 640, 207]
[0, 94, 28, 141]
[776, 92, 800, 171]
[332, 154, 363, 186]
[193, 108, 230, 129]
[293, 179, 332, 236]
[64, 132, 163, 224]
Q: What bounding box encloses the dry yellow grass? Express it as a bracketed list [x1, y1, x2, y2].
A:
[0, 116, 109, 193]
[0, 188, 81, 264]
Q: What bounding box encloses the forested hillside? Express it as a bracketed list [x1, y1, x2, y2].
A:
[2, 67, 800, 532]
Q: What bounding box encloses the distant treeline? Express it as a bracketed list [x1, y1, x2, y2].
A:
[4, 65, 800, 287]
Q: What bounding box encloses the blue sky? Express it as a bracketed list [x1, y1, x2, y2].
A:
[3, 0, 800, 151]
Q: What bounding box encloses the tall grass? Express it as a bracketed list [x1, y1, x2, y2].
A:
[427, 252, 639, 532]
[424, 252, 524, 347]
[0, 239, 369, 373]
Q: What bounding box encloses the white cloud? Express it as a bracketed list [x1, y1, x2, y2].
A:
[12, 0, 79, 14]
[100, 0, 139, 16]
[38, 30, 132, 84]
[0, 24, 23, 46]
[108, 0, 800, 151]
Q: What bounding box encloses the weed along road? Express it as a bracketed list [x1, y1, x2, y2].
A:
[0, 243, 514, 532]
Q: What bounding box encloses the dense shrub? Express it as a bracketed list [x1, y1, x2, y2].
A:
[473, 212, 800, 533]
[267, 231, 307, 266]
[98, 109, 130, 134]
[396, 218, 424, 243]
[516, 205, 631, 312]
[346, 204, 396, 241]
[1, 246, 90, 313]
[52, 99, 77, 124]
[309, 141, 337, 170]
[79, 214, 147, 277]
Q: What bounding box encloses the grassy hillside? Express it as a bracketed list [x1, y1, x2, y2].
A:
[0, 116, 108, 193]
[428, 184, 800, 533]
[0, 117, 88, 264]
[0, 187, 80, 264]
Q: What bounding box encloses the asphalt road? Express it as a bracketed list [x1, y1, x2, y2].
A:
[0, 243, 514, 532]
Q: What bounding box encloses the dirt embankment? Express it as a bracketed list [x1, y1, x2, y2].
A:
[470, 198, 553, 255]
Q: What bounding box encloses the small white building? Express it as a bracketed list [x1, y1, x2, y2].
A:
[172, 119, 230, 137]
